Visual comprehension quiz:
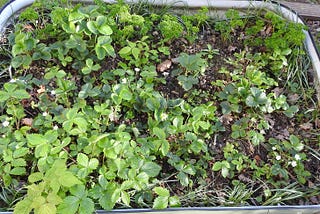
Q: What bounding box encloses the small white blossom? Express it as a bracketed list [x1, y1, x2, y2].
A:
[2, 120, 9, 127]
[42, 112, 48, 117]
[51, 90, 56, 95]
[294, 154, 301, 160]
[53, 125, 59, 130]
[160, 113, 168, 121]
[291, 161, 297, 167]
[2, 134, 5, 138]
[163, 72, 169, 77]
[134, 68, 140, 72]
[9, 78, 16, 83]
[272, 146, 277, 151]
[121, 78, 127, 84]
[276, 155, 281, 161]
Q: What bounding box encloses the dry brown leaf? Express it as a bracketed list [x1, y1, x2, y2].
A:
[272, 87, 283, 97]
[238, 174, 253, 183]
[220, 114, 233, 125]
[299, 122, 313, 130]
[264, 115, 275, 128]
[21, 118, 33, 127]
[37, 85, 46, 94]
[275, 129, 290, 140]
[310, 196, 319, 204]
[265, 25, 273, 35]
[247, 143, 255, 154]
[315, 118, 320, 129]
[157, 59, 172, 72]
[228, 45, 237, 52]
[288, 93, 299, 103]
[23, 24, 34, 32]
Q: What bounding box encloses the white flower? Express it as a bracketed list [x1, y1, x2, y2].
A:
[2, 134, 5, 138]
[51, 90, 56, 95]
[276, 155, 281, 161]
[291, 161, 297, 167]
[121, 78, 127, 84]
[294, 154, 301, 160]
[53, 125, 59, 130]
[9, 78, 16, 83]
[2, 120, 9, 127]
[160, 113, 168, 121]
[134, 68, 140, 72]
[272, 146, 277, 151]
[163, 72, 169, 77]
[42, 112, 48, 117]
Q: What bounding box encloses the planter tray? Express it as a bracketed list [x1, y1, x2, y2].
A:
[93, 206, 320, 213]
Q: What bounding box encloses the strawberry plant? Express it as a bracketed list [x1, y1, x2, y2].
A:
[0, 0, 319, 213]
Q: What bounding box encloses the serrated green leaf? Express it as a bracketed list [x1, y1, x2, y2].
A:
[28, 172, 43, 183]
[183, 165, 196, 175]
[169, 196, 181, 207]
[212, 162, 222, 171]
[141, 161, 161, 177]
[95, 46, 106, 60]
[119, 46, 131, 56]
[73, 117, 88, 131]
[119, 87, 132, 101]
[131, 47, 140, 60]
[10, 167, 26, 175]
[103, 44, 116, 58]
[47, 192, 62, 205]
[12, 147, 29, 158]
[284, 105, 299, 118]
[4, 82, 17, 92]
[79, 197, 94, 214]
[153, 127, 166, 139]
[97, 35, 112, 46]
[38, 203, 56, 214]
[59, 171, 81, 187]
[177, 75, 198, 91]
[13, 198, 33, 214]
[221, 167, 229, 178]
[121, 191, 130, 206]
[12, 89, 30, 99]
[160, 139, 170, 156]
[153, 196, 169, 209]
[154, 187, 170, 197]
[58, 196, 79, 214]
[88, 158, 99, 170]
[27, 134, 47, 146]
[0, 91, 10, 102]
[98, 25, 113, 35]
[77, 153, 89, 167]
[87, 21, 98, 34]
[25, 38, 36, 51]
[70, 185, 86, 198]
[99, 187, 120, 211]
[11, 55, 24, 68]
[12, 158, 27, 167]
[35, 143, 50, 158]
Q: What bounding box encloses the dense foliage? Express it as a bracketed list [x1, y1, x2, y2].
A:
[0, 0, 319, 213]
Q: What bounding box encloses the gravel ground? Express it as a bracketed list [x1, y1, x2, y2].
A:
[307, 20, 320, 52]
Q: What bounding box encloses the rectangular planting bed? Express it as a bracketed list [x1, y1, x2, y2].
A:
[0, 0, 320, 213]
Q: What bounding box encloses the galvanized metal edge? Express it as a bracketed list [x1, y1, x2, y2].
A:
[0, 0, 319, 213]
